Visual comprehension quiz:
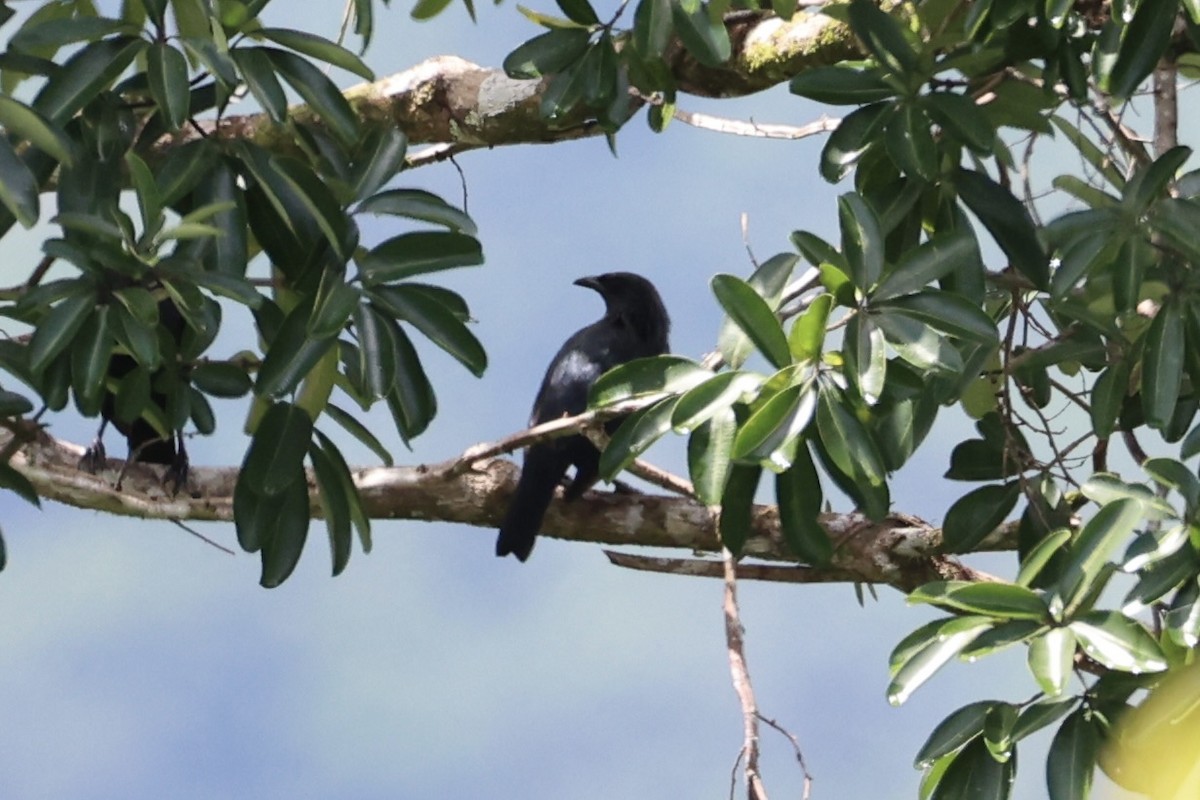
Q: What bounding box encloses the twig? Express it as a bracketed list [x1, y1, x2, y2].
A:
[723, 547, 768, 800]
[170, 519, 236, 555]
[756, 713, 813, 800]
[604, 550, 869, 584]
[1153, 54, 1178, 158]
[674, 108, 840, 141]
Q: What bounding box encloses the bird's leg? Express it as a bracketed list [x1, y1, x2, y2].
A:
[162, 435, 190, 495]
[77, 419, 109, 473]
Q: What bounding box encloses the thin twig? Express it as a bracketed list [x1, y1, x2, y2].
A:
[674, 108, 840, 141]
[756, 713, 813, 800]
[723, 547, 768, 800]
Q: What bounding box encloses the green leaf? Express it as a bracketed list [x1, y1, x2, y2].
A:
[815, 383, 889, 519]
[671, 371, 763, 433]
[266, 47, 360, 145]
[874, 310, 963, 374]
[352, 304, 396, 400]
[313, 427, 372, 552]
[955, 167, 1048, 289]
[369, 285, 487, 377]
[941, 482, 1020, 553]
[844, 314, 886, 404]
[256, 477, 312, 588]
[0, 136, 39, 228]
[348, 128, 408, 204]
[70, 305, 112, 410]
[886, 104, 938, 181]
[688, 408, 736, 505]
[266, 156, 350, 257]
[846, 0, 918, 75]
[33, 36, 145, 125]
[839, 191, 885, 291]
[789, 66, 895, 105]
[555, 0, 600, 25]
[719, 463, 761, 555]
[1069, 611, 1168, 673]
[179, 36, 240, 89]
[384, 319, 438, 441]
[358, 231, 483, 283]
[0, 95, 73, 164]
[923, 92, 994, 154]
[1089, 360, 1130, 439]
[0, 463, 40, 508]
[309, 438, 353, 576]
[1012, 697, 1078, 742]
[1144, 457, 1200, 514]
[888, 616, 992, 706]
[242, 401, 314, 498]
[733, 381, 817, 467]
[1050, 115, 1126, 189]
[711, 273, 792, 369]
[789, 293, 832, 363]
[1126, 146, 1192, 215]
[503, 28, 590, 78]
[590, 355, 710, 406]
[983, 702, 1018, 762]
[1016, 529, 1072, 587]
[671, 0, 731, 68]
[1046, 710, 1099, 800]
[874, 290, 998, 345]
[915, 701, 993, 767]
[1028, 627, 1075, 697]
[231, 47, 287, 123]
[11, 16, 137, 50]
[258, 27, 374, 80]
[411, 0, 454, 20]
[912, 581, 1049, 621]
[1142, 300, 1185, 431]
[256, 300, 339, 397]
[356, 188, 476, 236]
[599, 396, 678, 479]
[1058, 498, 1145, 607]
[820, 101, 890, 183]
[633, 0, 672, 58]
[308, 280, 360, 341]
[1105, 0, 1178, 101]
[776, 443, 829, 564]
[960, 619, 1043, 659]
[147, 42, 191, 130]
[873, 231, 975, 301]
[929, 738, 1015, 800]
[191, 362, 252, 398]
[28, 287, 96, 373]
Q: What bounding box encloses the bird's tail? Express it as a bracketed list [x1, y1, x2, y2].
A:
[496, 448, 564, 562]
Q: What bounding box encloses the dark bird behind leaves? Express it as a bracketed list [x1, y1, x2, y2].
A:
[496, 272, 671, 562]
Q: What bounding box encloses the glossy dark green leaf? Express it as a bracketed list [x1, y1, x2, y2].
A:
[839, 192, 885, 291]
[353, 304, 397, 400]
[11, 16, 136, 50]
[265, 155, 349, 257]
[1105, 0, 1178, 101]
[241, 401, 314, 496]
[776, 443, 829, 564]
[983, 702, 1018, 762]
[309, 438, 352, 576]
[846, 0, 918, 74]
[930, 738, 1015, 800]
[671, 0, 731, 68]
[70, 305, 112, 409]
[924, 92, 994, 154]
[191, 362, 252, 398]
[256, 301, 338, 397]
[631, 0, 672, 58]
[915, 701, 993, 767]
[358, 231, 483, 283]
[179, 36, 240, 89]
[0, 136, 38, 228]
[711, 273, 792, 369]
[1016, 529, 1072, 587]
[325, 403, 393, 467]
[875, 290, 998, 345]
[960, 619, 1043, 659]
[715, 253, 796, 367]
[1029, 627, 1075, 697]
[874, 310, 962, 374]
[147, 42, 190, 130]
[314, 427, 372, 553]
[845, 314, 886, 404]
[816, 383, 888, 519]
[0, 463, 39, 508]
[28, 287, 96, 373]
[369, 285, 487, 377]
[1046, 709, 1098, 800]
[1069, 611, 1167, 673]
[671, 371, 763, 433]
[0, 95, 73, 165]
[265, 47, 359, 145]
[873, 230, 974, 301]
[503, 28, 589, 78]
[598, 396, 678, 480]
[555, 0, 600, 25]
[942, 482, 1020, 553]
[0, 387, 33, 417]
[888, 616, 992, 706]
[257, 477, 311, 588]
[886, 104, 938, 181]
[914, 581, 1048, 621]
[590, 355, 710, 406]
[719, 463, 761, 556]
[385, 319, 437, 441]
[348, 128, 408, 204]
[955, 168, 1048, 289]
[688, 408, 736, 505]
[1089, 359, 1129, 440]
[33, 36, 145, 125]
[231, 47, 287, 122]
[789, 66, 895, 104]
[820, 101, 890, 183]
[258, 27, 374, 80]
[1144, 457, 1200, 513]
[1142, 300, 1185, 431]
[411, 0, 454, 20]
[1012, 697, 1078, 743]
[1058, 498, 1144, 607]
[356, 188, 476, 235]
[308, 279, 360, 341]
[733, 382, 817, 466]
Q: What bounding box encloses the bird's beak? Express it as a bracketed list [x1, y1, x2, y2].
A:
[573, 275, 603, 293]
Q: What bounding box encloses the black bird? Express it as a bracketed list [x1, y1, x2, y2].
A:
[496, 272, 671, 561]
[81, 296, 189, 489]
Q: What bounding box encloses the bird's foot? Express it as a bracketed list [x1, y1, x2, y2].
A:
[162, 442, 190, 496]
[77, 439, 107, 473]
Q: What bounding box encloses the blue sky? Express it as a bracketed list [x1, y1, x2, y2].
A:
[0, 3, 1106, 798]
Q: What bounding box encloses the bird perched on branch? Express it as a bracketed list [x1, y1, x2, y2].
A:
[496, 272, 671, 562]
